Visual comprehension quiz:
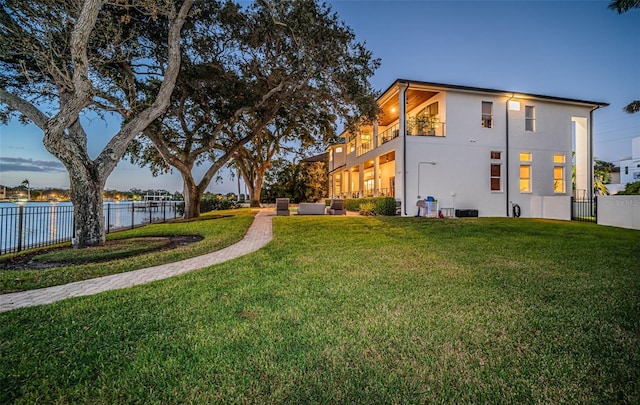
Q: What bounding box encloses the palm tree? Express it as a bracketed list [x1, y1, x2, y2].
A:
[20, 179, 30, 200]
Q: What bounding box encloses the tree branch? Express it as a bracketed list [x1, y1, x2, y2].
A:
[0, 88, 49, 129]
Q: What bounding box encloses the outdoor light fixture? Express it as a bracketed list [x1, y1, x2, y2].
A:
[508, 100, 521, 111]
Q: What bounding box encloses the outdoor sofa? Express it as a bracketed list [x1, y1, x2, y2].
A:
[327, 199, 346, 215]
[297, 202, 326, 215]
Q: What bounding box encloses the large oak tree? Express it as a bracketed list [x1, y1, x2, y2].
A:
[128, 0, 379, 218]
[0, 0, 193, 247]
[233, 102, 335, 207]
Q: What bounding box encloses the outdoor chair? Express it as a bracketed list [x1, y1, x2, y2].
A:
[327, 199, 346, 215]
[275, 198, 290, 216]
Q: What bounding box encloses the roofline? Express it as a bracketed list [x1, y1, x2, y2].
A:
[379, 78, 609, 108]
[301, 152, 328, 163]
[328, 163, 346, 174]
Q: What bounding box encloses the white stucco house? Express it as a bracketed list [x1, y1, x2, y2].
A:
[619, 137, 640, 185]
[327, 79, 608, 218]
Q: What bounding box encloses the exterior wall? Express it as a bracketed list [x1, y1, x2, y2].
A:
[530, 196, 571, 220]
[620, 138, 640, 184]
[328, 144, 346, 172]
[597, 196, 640, 230]
[620, 158, 640, 184]
[402, 91, 591, 218]
[328, 80, 602, 219]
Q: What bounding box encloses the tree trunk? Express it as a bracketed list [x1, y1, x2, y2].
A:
[70, 175, 105, 247]
[249, 186, 261, 208]
[182, 175, 201, 219]
[44, 122, 107, 248]
[248, 176, 264, 208]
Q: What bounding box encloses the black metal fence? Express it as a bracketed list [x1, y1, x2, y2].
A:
[0, 204, 75, 255]
[0, 201, 181, 255]
[571, 196, 597, 223]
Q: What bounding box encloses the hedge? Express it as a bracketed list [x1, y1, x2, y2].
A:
[325, 197, 397, 216]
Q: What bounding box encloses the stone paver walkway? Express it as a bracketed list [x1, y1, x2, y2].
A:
[0, 210, 274, 313]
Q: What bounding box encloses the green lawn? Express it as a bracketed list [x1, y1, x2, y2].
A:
[1, 216, 639, 403]
[0, 209, 255, 293]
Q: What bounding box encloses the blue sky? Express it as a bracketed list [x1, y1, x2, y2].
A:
[0, 0, 638, 192]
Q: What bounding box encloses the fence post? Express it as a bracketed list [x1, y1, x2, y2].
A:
[594, 196, 598, 223]
[72, 210, 76, 245]
[570, 197, 574, 220]
[106, 203, 110, 234]
[16, 204, 24, 252]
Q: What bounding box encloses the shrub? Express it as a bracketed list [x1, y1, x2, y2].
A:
[342, 197, 397, 216]
[176, 198, 236, 216]
[358, 201, 376, 216]
[617, 181, 640, 195]
[374, 197, 398, 216]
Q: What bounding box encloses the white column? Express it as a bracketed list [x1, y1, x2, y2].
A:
[573, 116, 589, 200]
[373, 121, 379, 148]
[374, 157, 380, 197]
[359, 163, 365, 198]
[398, 82, 409, 214]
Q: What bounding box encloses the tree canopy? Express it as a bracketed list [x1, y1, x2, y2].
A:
[0, 0, 193, 246]
[608, 0, 640, 13]
[128, 0, 379, 217]
[261, 157, 327, 204]
[607, 0, 639, 114]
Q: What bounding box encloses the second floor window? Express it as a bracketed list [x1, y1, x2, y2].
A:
[482, 101, 493, 128]
[525, 105, 535, 131]
[491, 164, 502, 191]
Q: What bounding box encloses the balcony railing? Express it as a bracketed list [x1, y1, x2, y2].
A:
[407, 122, 446, 137]
[356, 140, 374, 157]
[331, 188, 395, 200]
[376, 121, 446, 148]
[378, 124, 400, 147]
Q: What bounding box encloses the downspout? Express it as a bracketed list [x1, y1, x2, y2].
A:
[505, 93, 514, 217]
[400, 81, 410, 215]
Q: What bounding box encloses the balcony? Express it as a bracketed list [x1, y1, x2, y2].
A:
[377, 121, 446, 148]
[378, 124, 400, 147]
[331, 187, 395, 199]
[356, 139, 374, 157]
[407, 121, 446, 137]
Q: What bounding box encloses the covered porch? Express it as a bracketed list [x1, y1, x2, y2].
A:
[329, 151, 396, 199]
